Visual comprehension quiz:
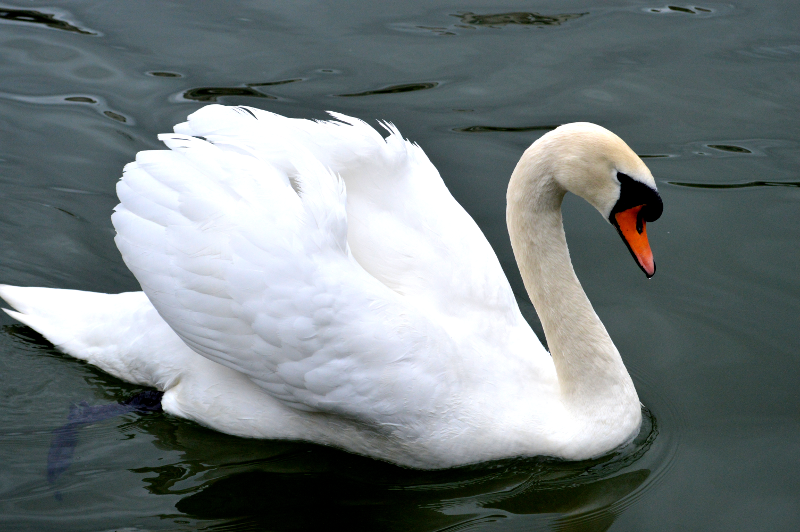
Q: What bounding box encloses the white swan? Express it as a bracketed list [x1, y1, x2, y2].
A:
[0, 105, 662, 469]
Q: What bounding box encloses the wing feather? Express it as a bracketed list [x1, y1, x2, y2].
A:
[113, 128, 459, 425]
[171, 106, 523, 328]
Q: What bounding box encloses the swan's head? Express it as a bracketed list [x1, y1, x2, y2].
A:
[526, 123, 663, 277]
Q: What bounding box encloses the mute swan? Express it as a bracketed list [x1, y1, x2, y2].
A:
[0, 105, 662, 469]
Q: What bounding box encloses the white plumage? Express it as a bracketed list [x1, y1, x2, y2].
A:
[1, 105, 661, 468]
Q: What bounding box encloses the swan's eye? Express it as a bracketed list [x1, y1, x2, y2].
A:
[611, 172, 662, 223]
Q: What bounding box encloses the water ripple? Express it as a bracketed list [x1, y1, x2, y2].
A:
[0, 91, 133, 124]
[669, 180, 800, 189]
[452, 11, 587, 28]
[337, 82, 439, 97]
[681, 138, 797, 158]
[453, 125, 558, 133]
[645, 5, 721, 17]
[177, 79, 304, 102]
[146, 71, 184, 78]
[0, 6, 99, 35]
[391, 10, 586, 37]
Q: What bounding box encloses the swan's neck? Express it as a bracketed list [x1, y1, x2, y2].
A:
[507, 153, 639, 419]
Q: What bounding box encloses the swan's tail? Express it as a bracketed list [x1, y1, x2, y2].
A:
[0, 285, 191, 390]
[1, 285, 106, 349]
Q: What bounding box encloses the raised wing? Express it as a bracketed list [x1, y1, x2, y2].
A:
[112, 128, 458, 426]
[172, 105, 521, 326]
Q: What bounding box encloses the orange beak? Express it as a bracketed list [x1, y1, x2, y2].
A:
[613, 205, 655, 278]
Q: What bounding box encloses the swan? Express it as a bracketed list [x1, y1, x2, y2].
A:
[0, 105, 662, 469]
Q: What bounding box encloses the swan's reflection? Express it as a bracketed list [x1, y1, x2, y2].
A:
[169, 466, 647, 531]
[132, 409, 655, 531]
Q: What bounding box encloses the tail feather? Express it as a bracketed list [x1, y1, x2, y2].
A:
[1, 285, 101, 348]
[0, 285, 193, 390]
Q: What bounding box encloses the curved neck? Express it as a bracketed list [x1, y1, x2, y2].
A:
[506, 153, 638, 414]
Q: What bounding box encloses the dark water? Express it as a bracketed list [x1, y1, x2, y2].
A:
[0, 1, 798, 530]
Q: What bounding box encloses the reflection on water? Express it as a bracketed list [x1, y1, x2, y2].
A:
[706, 144, 752, 154]
[181, 79, 304, 102]
[669, 180, 800, 189]
[647, 5, 713, 15]
[0, 6, 98, 35]
[47, 391, 163, 484]
[338, 82, 439, 97]
[147, 71, 183, 78]
[2, 0, 799, 529]
[63, 96, 96, 103]
[129, 406, 658, 531]
[171, 469, 648, 531]
[453, 124, 559, 133]
[452, 11, 587, 28]
[101, 110, 126, 122]
[0, 91, 133, 124]
[182, 86, 278, 102]
[393, 9, 587, 37]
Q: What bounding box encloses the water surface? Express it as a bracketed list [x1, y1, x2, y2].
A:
[1, 1, 799, 530]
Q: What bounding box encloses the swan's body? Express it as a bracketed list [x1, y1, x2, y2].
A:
[0, 106, 661, 469]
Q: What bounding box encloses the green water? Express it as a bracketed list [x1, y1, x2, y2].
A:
[0, 1, 798, 530]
